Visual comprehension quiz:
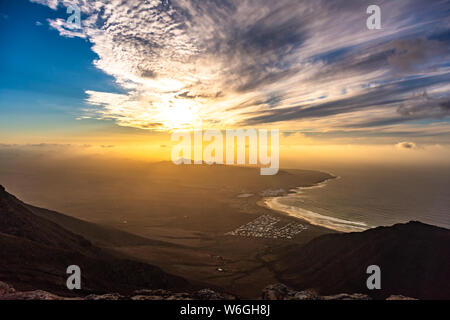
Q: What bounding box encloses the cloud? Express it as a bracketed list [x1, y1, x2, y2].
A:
[31, 0, 450, 137]
[397, 93, 450, 119]
[387, 38, 449, 73]
[47, 18, 86, 38]
[243, 73, 450, 125]
[396, 141, 417, 149]
[282, 131, 297, 138]
[30, 0, 58, 10]
[27, 143, 73, 148]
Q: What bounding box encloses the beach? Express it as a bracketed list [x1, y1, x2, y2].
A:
[262, 178, 371, 233]
[262, 165, 450, 233]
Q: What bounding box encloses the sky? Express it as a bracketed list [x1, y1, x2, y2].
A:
[0, 0, 449, 164]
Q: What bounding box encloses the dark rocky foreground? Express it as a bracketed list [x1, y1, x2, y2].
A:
[0, 280, 236, 300]
[261, 284, 416, 300]
[0, 281, 415, 300]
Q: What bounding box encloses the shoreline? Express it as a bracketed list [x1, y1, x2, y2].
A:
[257, 174, 370, 233]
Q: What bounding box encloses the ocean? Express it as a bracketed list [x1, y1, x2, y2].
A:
[265, 165, 450, 232]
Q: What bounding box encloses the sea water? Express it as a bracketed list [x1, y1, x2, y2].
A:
[265, 165, 450, 232]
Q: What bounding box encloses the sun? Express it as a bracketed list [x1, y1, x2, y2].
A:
[156, 98, 199, 130]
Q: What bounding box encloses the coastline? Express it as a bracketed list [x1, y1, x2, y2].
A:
[258, 173, 371, 233]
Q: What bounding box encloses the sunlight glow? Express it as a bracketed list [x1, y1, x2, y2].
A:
[155, 98, 199, 130]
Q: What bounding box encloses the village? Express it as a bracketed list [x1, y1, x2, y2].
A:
[226, 215, 307, 240]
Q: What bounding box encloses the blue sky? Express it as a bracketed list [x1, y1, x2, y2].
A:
[0, 0, 449, 145]
[0, 0, 122, 137]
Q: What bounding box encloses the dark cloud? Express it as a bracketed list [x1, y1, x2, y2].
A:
[439, 100, 450, 111]
[242, 73, 450, 126]
[397, 91, 450, 119]
[138, 68, 157, 79]
[387, 38, 449, 73]
[0, 144, 18, 148]
[193, 0, 308, 93]
[27, 143, 73, 148]
[175, 91, 216, 99]
[176, 91, 196, 99]
[140, 123, 164, 129]
[396, 142, 417, 149]
[282, 131, 297, 138]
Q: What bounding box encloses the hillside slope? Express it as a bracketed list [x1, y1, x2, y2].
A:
[276, 221, 450, 299]
[0, 185, 189, 296]
[25, 203, 182, 248]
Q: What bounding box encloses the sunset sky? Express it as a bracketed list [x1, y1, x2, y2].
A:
[0, 0, 449, 164]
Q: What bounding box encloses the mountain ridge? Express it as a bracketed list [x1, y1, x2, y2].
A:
[276, 220, 450, 299]
[0, 184, 190, 296]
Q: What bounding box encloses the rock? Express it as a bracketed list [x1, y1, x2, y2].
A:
[262, 284, 322, 300]
[134, 289, 170, 296]
[0, 280, 415, 301]
[195, 289, 236, 300]
[262, 284, 371, 300]
[1, 290, 67, 300]
[0, 281, 16, 299]
[85, 293, 124, 300]
[0, 281, 80, 300]
[323, 293, 371, 300]
[166, 293, 193, 300]
[386, 295, 418, 300]
[131, 295, 169, 300]
[292, 290, 323, 300]
[0, 280, 236, 300]
[131, 289, 193, 300]
[0, 281, 15, 296]
[261, 284, 290, 300]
